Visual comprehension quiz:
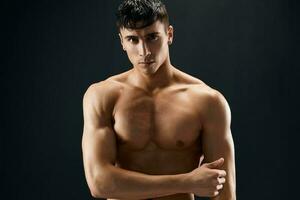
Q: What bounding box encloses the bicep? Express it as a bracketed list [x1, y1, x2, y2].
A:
[201, 91, 233, 158]
[202, 129, 235, 166]
[81, 84, 118, 190]
[201, 91, 236, 199]
[82, 125, 117, 176]
[201, 91, 234, 160]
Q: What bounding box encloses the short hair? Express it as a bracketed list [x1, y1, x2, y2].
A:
[116, 0, 169, 31]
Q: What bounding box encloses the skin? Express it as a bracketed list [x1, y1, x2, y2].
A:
[82, 20, 236, 200]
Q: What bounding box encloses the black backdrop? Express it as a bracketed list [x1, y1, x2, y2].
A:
[2, 0, 298, 199]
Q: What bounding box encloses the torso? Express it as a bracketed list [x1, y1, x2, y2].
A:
[104, 68, 213, 200]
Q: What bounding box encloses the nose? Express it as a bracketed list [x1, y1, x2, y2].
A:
[139, 41, 151, 57]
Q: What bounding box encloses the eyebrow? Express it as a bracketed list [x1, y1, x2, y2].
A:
[124, 32, 160, 40]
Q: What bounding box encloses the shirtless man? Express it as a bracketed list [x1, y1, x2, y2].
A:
[81, 0, 236, 199]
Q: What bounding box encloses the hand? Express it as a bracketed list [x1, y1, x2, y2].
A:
[187, 157, 226, 197]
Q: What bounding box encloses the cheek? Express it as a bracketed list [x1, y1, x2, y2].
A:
[125, 47, 139, 62]
[154, 42, 168, 60]
[147, 42, 163, 59]
[153, 40, 165, 51]
[127, 45, 138, 53]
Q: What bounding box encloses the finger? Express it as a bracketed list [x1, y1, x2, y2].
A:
[216, 184, 223, 190]
[212, 191, 219, 197]
[199, 154, 204, 165]
[218, 177, 226, 184]
[206, 158, 224, 169]
[217, 170, 227, 177]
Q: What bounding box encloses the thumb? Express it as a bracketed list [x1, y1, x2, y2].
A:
[205, 157, 224, 169]
[198, 154, 205, 166]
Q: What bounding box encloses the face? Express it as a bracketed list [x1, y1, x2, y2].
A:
[119, 20, 173, 75]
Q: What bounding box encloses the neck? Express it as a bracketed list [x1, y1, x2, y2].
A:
[130, 58, 175, 94]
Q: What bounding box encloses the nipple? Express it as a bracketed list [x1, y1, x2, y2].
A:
[176, 140, 185, 148]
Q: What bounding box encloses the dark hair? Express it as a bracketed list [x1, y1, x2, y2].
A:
[116, 0, 169, 31]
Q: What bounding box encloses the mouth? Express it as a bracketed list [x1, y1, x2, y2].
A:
[139, 61, 155, 64]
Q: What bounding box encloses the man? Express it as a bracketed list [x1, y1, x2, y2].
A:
[81, 0, 236, 199]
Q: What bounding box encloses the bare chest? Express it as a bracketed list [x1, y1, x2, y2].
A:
[112, 86, 202, 151]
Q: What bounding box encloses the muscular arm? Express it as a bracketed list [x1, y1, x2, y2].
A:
[81, 82, 189, 199]
[201, 91, 236, 200]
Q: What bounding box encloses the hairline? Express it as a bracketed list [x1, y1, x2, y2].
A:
[118, 19, 169, 34]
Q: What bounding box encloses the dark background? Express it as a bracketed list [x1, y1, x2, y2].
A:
[2, 0, 298, 199]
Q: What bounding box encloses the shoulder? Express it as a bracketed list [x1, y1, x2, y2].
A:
[176, 67, 229, 108]
[186, 80, 231, 123]
[83, 79, 124, 114]
[204, 89, 231, 115]
[172, 68, 226, 105]
[83, 69, 133, 110]
[192, 84, 226, 102]
[83, 79, 121, 100]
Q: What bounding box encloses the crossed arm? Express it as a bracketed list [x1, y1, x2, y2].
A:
[81, 83, 189, 199]
[81, 83, 236, 199]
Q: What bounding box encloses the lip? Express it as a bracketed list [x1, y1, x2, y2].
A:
[139, 61, 155, 64]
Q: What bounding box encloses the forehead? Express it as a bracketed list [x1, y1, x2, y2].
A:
[120, 20, 166, 37]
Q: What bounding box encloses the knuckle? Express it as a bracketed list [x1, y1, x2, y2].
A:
[218, 177, 226, 184]
[217, 184, 223, 190]
[213, 191, 219, 196]
[218, 170, 226, 177]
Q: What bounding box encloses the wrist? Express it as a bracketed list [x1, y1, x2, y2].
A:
[175, 172, 192, 193]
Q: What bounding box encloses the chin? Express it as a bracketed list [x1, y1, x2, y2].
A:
[141, 66, 158, 76]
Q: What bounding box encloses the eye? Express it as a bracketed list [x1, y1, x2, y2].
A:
[127, 37, 138, 44]
[148, 34, 158, 41]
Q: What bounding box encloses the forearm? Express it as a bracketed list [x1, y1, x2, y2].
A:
[93, 165, 190, 199]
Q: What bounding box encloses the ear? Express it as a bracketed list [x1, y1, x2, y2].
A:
[167, 25, 174, 45]
[118, 33, 126, 51]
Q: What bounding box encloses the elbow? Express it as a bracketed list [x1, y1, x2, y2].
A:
[88, 179, 105, 198]
[88, 171, 116, 198]
[90, 188, 102, 198]
[88, 181, 108, 198]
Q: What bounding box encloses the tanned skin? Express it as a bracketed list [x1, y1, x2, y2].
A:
[82, 20, 236, 200]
